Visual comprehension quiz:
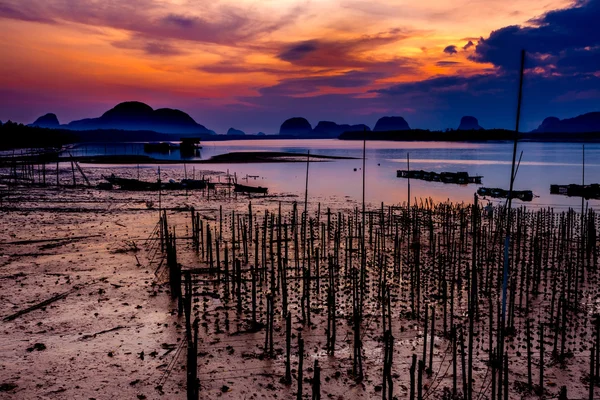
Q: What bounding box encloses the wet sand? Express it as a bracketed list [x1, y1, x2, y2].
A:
[0, 166, 597, 400]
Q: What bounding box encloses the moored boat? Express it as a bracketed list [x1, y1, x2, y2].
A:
[104, 174, 160, 190]
[234, 183, 268, 194]
[102, 174, 213, 191]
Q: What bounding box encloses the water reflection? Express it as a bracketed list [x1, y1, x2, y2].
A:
[70, 139, 600, 209]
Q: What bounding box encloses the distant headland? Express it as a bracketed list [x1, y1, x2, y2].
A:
[1, 101, 600, 150]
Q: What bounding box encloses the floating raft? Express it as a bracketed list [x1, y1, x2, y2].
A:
[550, 184, 600, 199]
[397, 170, 482, 184]
[477, 187, 534, 202]
[234, 183, 268, 194]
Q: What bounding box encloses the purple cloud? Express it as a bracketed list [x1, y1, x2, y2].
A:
[0, 0, 305, 47]
[162, 14, 196, 28]
[443, 45, 458, 55]
[0, 3, 55, 23]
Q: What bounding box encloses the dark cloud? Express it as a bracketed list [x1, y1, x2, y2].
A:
[555, 47, 600, 73]
[463, 40, 474, 50]
[278, 41, 320, 62]
[162, 14, 196, 28]
[471, 0, 600, 71]
[436, 61, 461, 66]
[275, 30, 413, 68]
[443, 45, 457, 55]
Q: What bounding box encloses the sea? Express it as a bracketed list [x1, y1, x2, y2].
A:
[66, 139, 600, 209]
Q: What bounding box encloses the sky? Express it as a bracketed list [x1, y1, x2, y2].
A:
[0, 0, 599, 133]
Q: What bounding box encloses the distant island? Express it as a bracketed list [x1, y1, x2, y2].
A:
[30, 101, 215, 135]
[2, 101, 600, 150]
[532, 112, 600, 133]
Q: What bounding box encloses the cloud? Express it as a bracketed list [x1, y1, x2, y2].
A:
[463, 40, 474, 50]
[196, 62, 329, 76]
[470, 0, 600, 72]
[436, 61, 461, 66]
[555, 46, 600, 73]
[443, 45, 458, 55]
[162, 14, 196, 29]
[0, 3, 55, 23]
[0, 0, 306, 47]
[374, 74, 498, 97]
[258, 70, 390, 96]
[278, 41, 320, 62]
[143, 41, 185, 56]
[275, 29, 413, 68]
[112, 34, 186, 56]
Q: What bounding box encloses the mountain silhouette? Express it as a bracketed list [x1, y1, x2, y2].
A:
[227, 127, 246, 136]
[533, 112, 600, 133]
[30, 113, 60, 128]
[64, 101, 214, 134]
[313, 121, 370, 137]
[457, 116, 483, 130]
[279, 117, 312, 135]
[373, 116, 410, 131]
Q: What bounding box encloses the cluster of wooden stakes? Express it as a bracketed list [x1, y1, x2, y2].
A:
[145, 194, 600, 400]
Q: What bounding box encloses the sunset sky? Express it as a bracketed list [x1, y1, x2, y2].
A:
[0, 0, 598, 133]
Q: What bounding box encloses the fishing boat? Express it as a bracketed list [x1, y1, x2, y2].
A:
[397, 170, 482, 184]
[104, 174, 160, 190]
[234, 183, 268, 194]
[103, 174, 215, 191]
[477, 187, 534, 202]
[550, 184, 600, 199]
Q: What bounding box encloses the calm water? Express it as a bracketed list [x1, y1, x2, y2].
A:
[69, 139, 600, 209]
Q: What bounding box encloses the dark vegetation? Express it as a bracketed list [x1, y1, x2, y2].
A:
[0, 122, 77, 150]
[339, 128, 600, 142]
